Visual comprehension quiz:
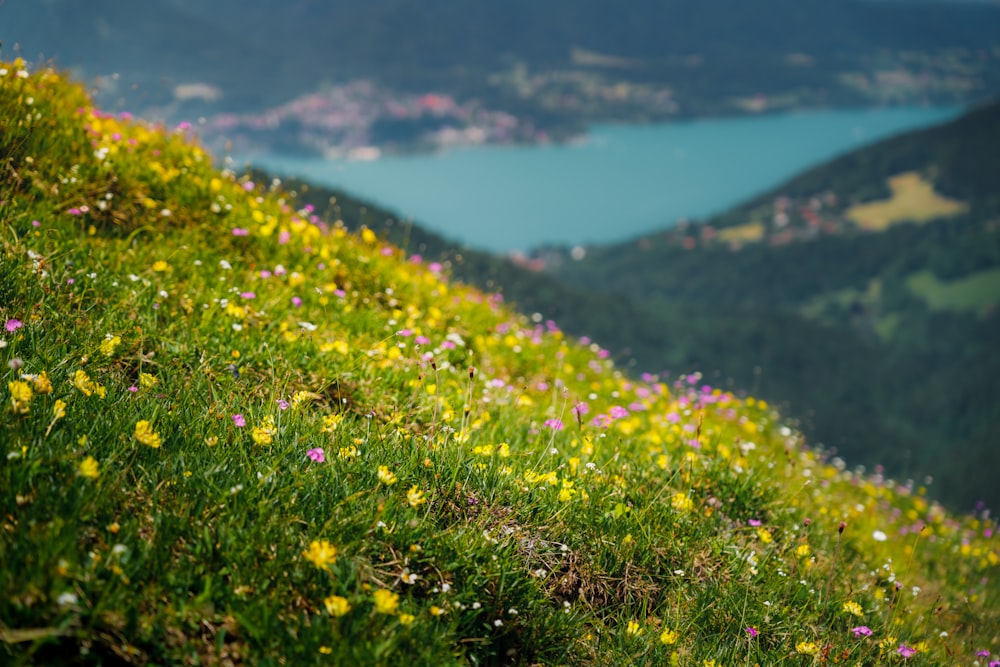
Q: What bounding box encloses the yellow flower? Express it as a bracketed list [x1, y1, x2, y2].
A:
[842, 601, 864, 617]
[703, 661, 721, 667]
[52, 399, 67, 420]
[8, 380, 32, 414]
[251, 416, 276, 445]
[373, 589, 399, 615]
[398, 613, 415, 626]
[407, 486, 427, 508]
[139, 372, 158, 389]
[660, 628, 680, 645]
[497, 442, 510, 458]
[625, 620, 642, 636]
[152, 260, 169, 272]
[671, 492, 693, 513]
[303, 539, 338, 570]
[32, 371, 53, 394]
[72, 370, 106, 398]
[756, 527, 773, 544]
[134, 420, 162, 448]
[796, 543, 811, 558]
[796, 641, 819, 656]
[377, 466, 398, 486]
[323, 595, 351, 617]
[78, 456, 99, 479]
[429, 605, 446, 617]
[321, 413, 343, 432]
[99, 335, 122, 356]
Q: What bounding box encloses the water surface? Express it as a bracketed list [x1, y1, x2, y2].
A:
[248, 107, 961, 252]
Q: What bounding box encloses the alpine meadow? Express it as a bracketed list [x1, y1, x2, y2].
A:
[1, 62, 998, 666]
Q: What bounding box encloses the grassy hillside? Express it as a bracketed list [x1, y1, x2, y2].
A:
[542, 103, 1000, 512]
[2, 62, 999, 665]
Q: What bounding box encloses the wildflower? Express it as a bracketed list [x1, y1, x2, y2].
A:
[72, 370, 106, 398]
[232, 414, 246, 428]
[32, 371, 53, 394]
[796, 543, 811, 558]
[78, 456, 99, 479]
[307, 448, 325, 462]
[152, 260, 169, 272]
[625, 621, 641, 636]
[872, 530, 887, 542]
[377, 466, 398, 486]
[756, 527, 773, 544]
[671, 492, 693, 512]
[497, 442, 510, 457]
[139, 372, 158, 389]
[323, 595, 351, 617]
[407, 486, 427, 508]
[842, 601, 863, 617]
[5, 318, 23, 332]
[703, 661, 720, 667]
[52, 399, 67, 420]
[745, 626, 758, 638]
[796, 641, 819, 655]
[897, 644, 917, 659]
[660, 628, 679, 645]
[8, 380, 32, 414]
[544, 418, 564, 431]
[99, 334, 122, 356]
[302, 540, 337, 570]
[430, 605, 445, 617]
[251, 417, 276, 445]
[134, 420, 162, 448]
[373, 589, 399, 614]
[321, 414, 343, 432]
[398, 612, 416, 626]
[56, 592, 78, 607]
[850, 625, 872, 637]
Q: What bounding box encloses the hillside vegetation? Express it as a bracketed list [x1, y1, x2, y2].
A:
[542, 102, 1000, 511]
[2, 63, 999, 665]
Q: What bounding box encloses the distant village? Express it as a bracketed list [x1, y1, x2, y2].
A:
[191, 47, 992, 158]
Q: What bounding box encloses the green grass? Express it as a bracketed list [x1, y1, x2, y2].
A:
[1, 61, 998, 666]
[906, 268, 1000, 313]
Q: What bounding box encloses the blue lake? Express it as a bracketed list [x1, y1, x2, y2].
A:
[247, 107, 961, 252]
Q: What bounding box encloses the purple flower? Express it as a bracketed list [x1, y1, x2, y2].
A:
[5, 318, 23, 332]
[307, 448, 325, 462]
[748, 519, 762, 527]
[850, 626, 872, 637]
[232, 414, 246, 428]
[544, 419, 564, 431]
[609, 405, 629, 419]
[573, 402, 590, 417]
[277, 399, 290, 411]
[291, 296, 302, 308]
[232, 227, 250, 236]
[897, 645, 916, 659]
[128, 386, 138, 393]
[240, 291, 255, 299]
[977, 650, 991, 658]
[242, 181, 255, 191]
[31, 220, 40, 227]
[745, 627, 758, 638]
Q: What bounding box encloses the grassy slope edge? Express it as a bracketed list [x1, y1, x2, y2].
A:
[1, 63, 998, 666]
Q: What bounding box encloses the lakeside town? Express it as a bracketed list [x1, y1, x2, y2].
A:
[185, 47, 997, 158]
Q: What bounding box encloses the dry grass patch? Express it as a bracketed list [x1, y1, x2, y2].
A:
[847, 171, 967, 231]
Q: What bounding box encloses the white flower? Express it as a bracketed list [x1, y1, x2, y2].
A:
[57, 592, 78, 606]
[219, 260, 232, 270]
[872, 530, 888, 542]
